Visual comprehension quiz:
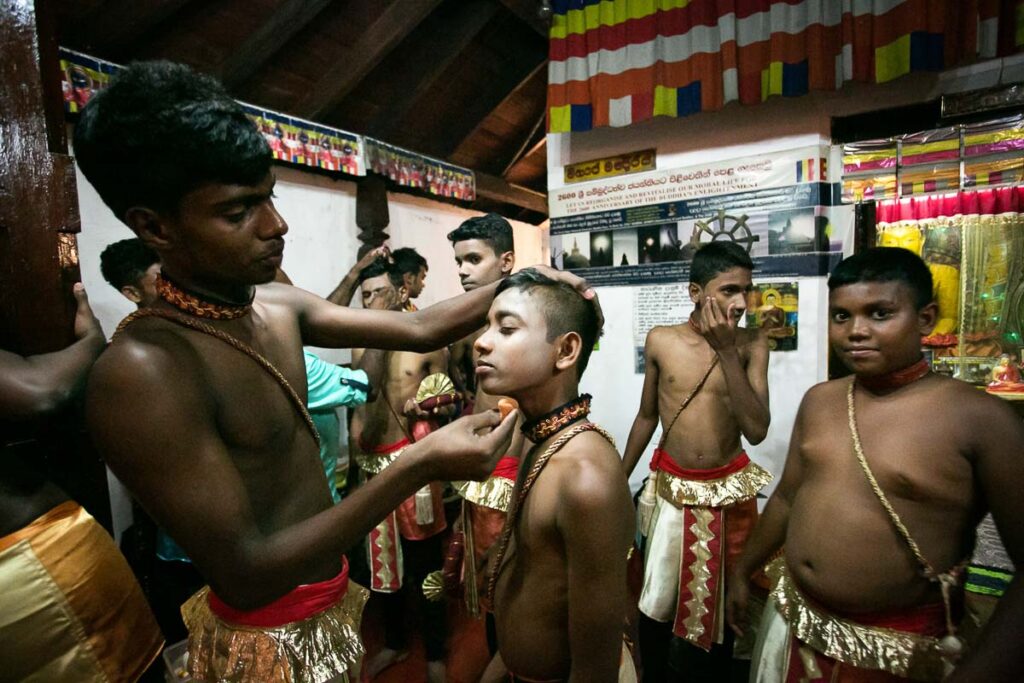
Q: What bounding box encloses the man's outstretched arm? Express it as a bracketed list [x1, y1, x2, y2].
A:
[622, 329, 662, 476]
[288, 265, 597, 354]
[0, 283, 106, 419]
[87, 339, 517, 610]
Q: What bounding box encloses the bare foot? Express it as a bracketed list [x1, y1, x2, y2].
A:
[426, 660, 446, 683]
[365, 648, 409, 678]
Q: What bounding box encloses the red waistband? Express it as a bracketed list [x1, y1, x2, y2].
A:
[208, 557, 349, 628]
[491, 455, 520, 481]
[651, 449, 749, 480]
[833, 600, 948, 637]
[359, 437, 411, 454]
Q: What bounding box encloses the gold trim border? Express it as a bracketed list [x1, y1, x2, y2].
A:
[656, 460, 772, 508]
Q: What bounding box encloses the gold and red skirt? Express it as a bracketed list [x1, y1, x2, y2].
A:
[639, 449, 772, 651]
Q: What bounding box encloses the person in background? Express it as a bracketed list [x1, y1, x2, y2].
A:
[391, 246, 428, 311]
[0, 282, 163, 681]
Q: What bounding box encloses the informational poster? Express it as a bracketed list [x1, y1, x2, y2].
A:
[632, 284, 691, 374]
[747, 282, 799, 351]
[550, 147, 848, 287]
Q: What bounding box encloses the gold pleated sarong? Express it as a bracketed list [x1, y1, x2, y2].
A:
[182, 577, 368, 683]
[0, 501, 163, 682]
[752, 559, 950, 682]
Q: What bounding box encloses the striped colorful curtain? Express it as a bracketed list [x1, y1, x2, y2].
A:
[548, 0, 1024, 133]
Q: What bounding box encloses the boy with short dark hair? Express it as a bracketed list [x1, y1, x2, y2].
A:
[479, 269, 636, 681]
[99, 237, 161, 308]
[623, 240, 772, 680]
[729, 247, 1024, 682]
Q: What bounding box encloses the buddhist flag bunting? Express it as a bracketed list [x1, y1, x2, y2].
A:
[548, 0, 1024, 133]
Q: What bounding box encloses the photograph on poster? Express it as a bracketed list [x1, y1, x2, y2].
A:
[767, 208, 830, 254]
[613, 229, 639, 266]
[746, 281, 799, 351]
[659, 223, 685, 261]
[638, 225, 661, 263]
[590, 231, 613, 267]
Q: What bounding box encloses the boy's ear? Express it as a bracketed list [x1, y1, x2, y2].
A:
[688, 282, 703, 306]
[917, 301, 938, 337]
[125, 207, 172, 249]
[554, 331, 583, 373]
[499, 250, 515, 277]
[120, 285, 143, 305]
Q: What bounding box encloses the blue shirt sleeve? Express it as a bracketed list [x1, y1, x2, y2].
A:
[304, 351, 370, 410]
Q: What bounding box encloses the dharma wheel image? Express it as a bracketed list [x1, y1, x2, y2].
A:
[690, 209, 760, 253]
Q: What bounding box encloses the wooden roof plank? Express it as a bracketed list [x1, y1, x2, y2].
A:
[497, 0, 549, 37]
[217, 0, 333, 91]
[293, 0, 444, 120]
[67, 0, 198, 58]
[368, 0, 499, 139]
[475, 172, 547, 214]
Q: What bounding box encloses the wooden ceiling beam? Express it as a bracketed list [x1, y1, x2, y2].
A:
[67, 0, 198, 58]
[497, 0, 550, 37]
[441, 59, 546, 158]
[217, 0, 332, 92]
[501, 109, 547, 176]
[475, 172, 547, 214]
[368, 0, 499, 139]
[293, 0, 444, 120]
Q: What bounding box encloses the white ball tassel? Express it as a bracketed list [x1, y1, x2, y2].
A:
[415, 485, 435, 525]
[638, 475, 657, 536]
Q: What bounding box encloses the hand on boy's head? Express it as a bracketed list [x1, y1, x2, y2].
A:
[417, 408, 517, 481]
[529, 264, 603, 329]
[700, 297, 738, 350]
[72, 283, 104, 340]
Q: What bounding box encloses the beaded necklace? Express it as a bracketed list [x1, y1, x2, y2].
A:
[521, 394, 591, 442]
[156, 273, 253, 320]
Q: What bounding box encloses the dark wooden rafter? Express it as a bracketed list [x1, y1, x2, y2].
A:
[293, 0, 445, 120]
[442, 58, 547, 158]
[368, 0, 499, 139]
[475, 172, 547, 214]
[497, 0, 549, 37]
[65, 0, 198, 59]
[501, 109, 547, 176]
[216, 0, 332, 91]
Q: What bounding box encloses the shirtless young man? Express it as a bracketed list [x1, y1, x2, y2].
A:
[622, 241, 771, 681]
[75, 62, 590, 683]
[391, 247, 428, 311]
[0, 284, 163, 682]
[99, 237, 161, 308]
[728, 248, 1024, 682]
[348, 259, 450, 682]
[447, 214, 528, 642]
[478, 269, 635, 682]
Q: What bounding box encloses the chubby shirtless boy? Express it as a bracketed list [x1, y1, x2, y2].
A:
[622, 241, 771, 680]
[728, 247, 1024, 682]
[349, 259, 450, 682]
[75, 62, 591, 683]
[447, 214, 528, 634]
[478, 269, 635, 682]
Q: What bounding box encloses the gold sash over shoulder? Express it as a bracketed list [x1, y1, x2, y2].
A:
[768, 559, 947, 681]
[452, 476, 516, 512]
[182, 582, 369, 683]
[656, 460, 772, 508]
[353, 445, 407, 476]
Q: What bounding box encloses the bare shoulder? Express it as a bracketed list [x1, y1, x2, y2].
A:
[798, 378, 846, 415]
[928, 374, 1022, 433]
[552, 428, 630, 506]
[89, 319, 207, 403]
